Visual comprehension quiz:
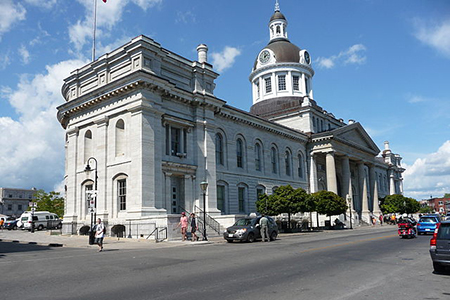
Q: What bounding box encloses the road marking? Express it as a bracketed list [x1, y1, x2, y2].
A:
[299, 234, 398, 253]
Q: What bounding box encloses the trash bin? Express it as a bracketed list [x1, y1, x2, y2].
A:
[89, 230, 95, 245]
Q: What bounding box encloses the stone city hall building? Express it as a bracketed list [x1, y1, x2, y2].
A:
[57, 4, 404, 236]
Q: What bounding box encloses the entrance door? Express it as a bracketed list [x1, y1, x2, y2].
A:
[170, 177, 185, 214]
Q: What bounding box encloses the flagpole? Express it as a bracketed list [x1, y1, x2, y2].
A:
[92, 0, 97, 61]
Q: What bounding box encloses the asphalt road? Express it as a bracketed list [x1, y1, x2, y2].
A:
[1, 227, 449, 300]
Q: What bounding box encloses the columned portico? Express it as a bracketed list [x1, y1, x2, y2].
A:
[309, 154, 318, 193]
[369, 165, 381, 215]
[389, 170, 396, 195]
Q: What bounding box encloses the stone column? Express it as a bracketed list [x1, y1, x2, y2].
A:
[369, 165, 381, 215]
[164, 172, 172, 213]
[309, 154, 318, 193]
[358, 162, 370, 222]
[184, 175, 194, 212]
[94, 116, 109, 221]
[325, 152, 338, 194]
[63, 127, 79, 234]
[341, 155, 351, 198]
[389, 170, 396, 195]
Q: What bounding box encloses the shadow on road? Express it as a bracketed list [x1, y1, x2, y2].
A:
[0, 241, 54, 256]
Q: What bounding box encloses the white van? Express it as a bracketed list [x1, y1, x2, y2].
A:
[19, 211, 62, 230]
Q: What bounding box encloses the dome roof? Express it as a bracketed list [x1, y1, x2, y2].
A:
[253, 40, 301, 70]
[270, 11, 286, 22]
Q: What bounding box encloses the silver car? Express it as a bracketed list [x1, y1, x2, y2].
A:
[429, 220, 450, 273]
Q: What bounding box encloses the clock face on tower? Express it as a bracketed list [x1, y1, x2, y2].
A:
[304, 51, 311, 64]
[259, 50, 271, 64]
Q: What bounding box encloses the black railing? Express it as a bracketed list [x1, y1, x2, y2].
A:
[147, 227, 167, 242]
[194, 205, 221, 235]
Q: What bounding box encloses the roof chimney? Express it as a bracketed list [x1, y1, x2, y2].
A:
[197, 44, 208, 63]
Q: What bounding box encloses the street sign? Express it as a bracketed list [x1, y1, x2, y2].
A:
[86, 191, 97, 208]
[89, 207, 96, 213]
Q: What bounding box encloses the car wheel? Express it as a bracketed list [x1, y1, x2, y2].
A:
[247, 233, 255, 243]
[270, 231, 277, 241]
[226, 239, 233, 243]
[57, 223, 62, 229]
[13, 225, 17, 230]
[433, 262, 445, 273]
[37, 225, 44, 231]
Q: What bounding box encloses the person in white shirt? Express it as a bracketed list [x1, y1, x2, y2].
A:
[94, 218, 105, 252]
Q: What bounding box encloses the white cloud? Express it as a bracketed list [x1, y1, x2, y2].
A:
[19, 45, 31, 64]
[69, 0, 162, 55]
[0, 52, 11, 70]
[316, 44, 367, 69]
[211, 46, 242, 73]
[176, 10, 196, 24]
[414, 19, 450, 57]
[131, 0, 162, 11]
[0, 59, 88, 191]
[0, 0, 26, 39]
[403, 140, 450, 200]
[24, 0, 57, 10]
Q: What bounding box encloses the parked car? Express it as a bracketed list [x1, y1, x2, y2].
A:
[429, 220, 450, 272]
[223, 216, 279, 243]
[19, 211, 62, 230]
[4, 218, 19, 230]
[417, 216, 440, 235]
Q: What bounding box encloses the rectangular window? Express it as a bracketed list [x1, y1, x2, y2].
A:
[293, 75, 299, 91]
[18, 204, 23, 211]
[265, 77, 272, 93]
[217, 185, 225, 212]
[165, 124, 187, 157]
[305, 77, 309, 94]
[238, 187, 245, 213]
[7, 204, 12, 210]
[171, 127, 180, 155]
[118, 179, 127, 211]
[278, 75, 286, 91]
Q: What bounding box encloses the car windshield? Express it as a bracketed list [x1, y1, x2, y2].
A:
[234, 219, 252, 226]
[419, 217, 437, 223]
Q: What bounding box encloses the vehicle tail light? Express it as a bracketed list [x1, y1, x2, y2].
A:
[430, 223, 441, 248]
[28, 221, 32, 223]
[417, 223, 421, 227]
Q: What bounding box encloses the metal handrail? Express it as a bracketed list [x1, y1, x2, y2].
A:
[146, 227, 167, 242]
[194, 205, 221, 235]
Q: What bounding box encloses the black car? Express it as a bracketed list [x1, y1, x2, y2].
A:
[430, 220, 450, 272]
[4, 218, 19, 230]
[224, 216, 279, 243]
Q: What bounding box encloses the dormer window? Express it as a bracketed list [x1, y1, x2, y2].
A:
[278, 75, 286, 91]
[293, 75, 299, 91]
[265, 77, 272, 93]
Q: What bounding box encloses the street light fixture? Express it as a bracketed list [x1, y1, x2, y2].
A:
[85, 157, 98, 245]
[346, 194, 353, 230]
[200, 181, 208, 241]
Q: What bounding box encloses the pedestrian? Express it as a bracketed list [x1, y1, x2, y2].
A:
[0, 218, 4, 230]
[94, 218, 105, 252]
[190, 213, 198, 242]
[259, 215, 269, 242]
[379, 214, 383, 225]
[176, 212, 189, 241]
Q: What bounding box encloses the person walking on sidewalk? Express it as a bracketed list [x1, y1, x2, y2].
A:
[94, 218, 105, 252]
[259, 215, 269, 242]
[190, 213, 198, 241]
[176, 212, 189, 241]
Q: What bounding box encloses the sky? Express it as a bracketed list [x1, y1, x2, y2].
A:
[0, 0, 449, 201]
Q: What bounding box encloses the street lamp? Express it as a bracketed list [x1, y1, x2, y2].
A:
[200, 181, 208, 241]
[346, 194, 353, 229]
[85, 157, 98, 245]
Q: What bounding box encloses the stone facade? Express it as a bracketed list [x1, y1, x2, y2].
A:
[57, 5, 404, 236]
[0, 188, 35, 217]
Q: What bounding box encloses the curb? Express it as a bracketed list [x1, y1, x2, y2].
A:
[0, 238, 64, 247]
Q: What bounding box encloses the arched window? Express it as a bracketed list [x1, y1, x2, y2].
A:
[217, 181, 228, 214]
[84, 130, 93, 163]
[118, 178, 127, 211]
[285, 150, 291, 176]
[236, 138, 244, 168]
[271, 146, 278, 174]
[216, 133, 224, 165]
[255, 143, 262, 171]
[115, 119, 125, 156]
[298, 152, 304, 178]
[237, 184, 248, 213]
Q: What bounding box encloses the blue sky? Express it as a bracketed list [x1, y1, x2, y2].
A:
[0, 0, 449, 200]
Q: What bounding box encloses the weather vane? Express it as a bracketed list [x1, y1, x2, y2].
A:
[275, 0, 280, 12]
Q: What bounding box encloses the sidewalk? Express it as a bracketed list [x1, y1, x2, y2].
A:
[0, 224, 395, 250]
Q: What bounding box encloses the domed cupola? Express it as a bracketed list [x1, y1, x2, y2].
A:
[249, 1, 315, 117]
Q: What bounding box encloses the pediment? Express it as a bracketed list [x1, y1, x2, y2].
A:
[333, 123, 380, 155]
[330, 123, 380, 156]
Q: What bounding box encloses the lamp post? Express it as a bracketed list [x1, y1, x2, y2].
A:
[85, 157, 98, 245]
[346, 194, 353, 229]
[200, 181, 208, 241]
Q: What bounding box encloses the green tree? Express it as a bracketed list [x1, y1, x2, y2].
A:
[419, 206, 433, 214]
[380, 194, 419, 214]
[313, 190, 348, 219]
[443, 193, 450, 198]
[30, 189, 65, 217]
[255, 185, 311, 228]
